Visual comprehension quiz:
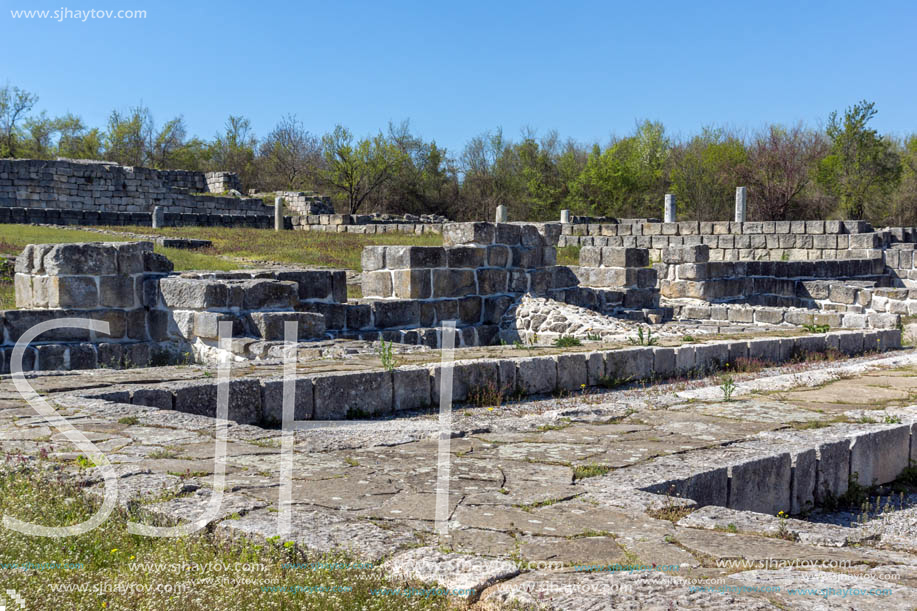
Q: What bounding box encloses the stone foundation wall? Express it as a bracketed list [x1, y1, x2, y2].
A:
[82, 329, 902, 424]
[0, 159, 270, 218]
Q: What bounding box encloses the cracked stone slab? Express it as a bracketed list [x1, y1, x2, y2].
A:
[216, 507, 416, 562]
[385, 547, 518, 599]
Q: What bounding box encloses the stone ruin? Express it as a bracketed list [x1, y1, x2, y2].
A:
[8, 221, 917, 608]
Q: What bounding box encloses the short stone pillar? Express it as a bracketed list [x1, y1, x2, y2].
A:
[735, 187, 747, 223]
[274, 197, 283, 231]
[664, 194, 676, 223]
[152, 206, 164, 229]
[560, 209, 571, 224]
[495, 205, 507, 223]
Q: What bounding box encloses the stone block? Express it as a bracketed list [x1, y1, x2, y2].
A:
[99, 275, 136, 308]
[68, 343, 97, 370]
[313, 371, 393, 418]
[46, 276, 99, 309]
[362, 271, 393, 298]
[392, 269, 432, 299]
[193, 311, 242, 340]
[385, 246, 446, 269]
[36, 344, 67, 370]
[457, 296, 482, 324]
[849, 425, 911, 487]
[555, 353, 588, 391]
[601, 247, 648, 268]
[816, 438, 850, 505]
[747, 338, 780, 362]
[605, 347, 654, 381]
[833, 331, 864, 355]
[42, 242, 120, 275]
[371, 300, 421, 329]
[392, 367, 432, 411]
[585, 352, 605, 386]
[578, 246, 601, 267]
[476, 268, 509, 295]
[432, 269, 476, 298]
[260, 377, 314, 424]
[494, 223, 522, 245]
[516, 356, 557, 395]
[443, 222, 495, 246]
[159, 278, 228, 310]
[172, 379, 262, 424]
[652, 347, 676, 378]
[239, 280, 297, 310]
[446, 246, 487, 268]
[361, 246, 387, 271]
[693, 343, 728, 372]
[97, 343, 124, 369]
[248, 312, 326, 340]
[727, 452, 792, 515]
[131, 388, 174, 410]
[431, 360, 501, 403]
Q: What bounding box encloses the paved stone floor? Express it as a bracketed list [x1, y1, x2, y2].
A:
[4, 350, 917, 609]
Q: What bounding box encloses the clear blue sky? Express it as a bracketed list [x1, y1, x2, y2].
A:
[2, 0, 915, 153]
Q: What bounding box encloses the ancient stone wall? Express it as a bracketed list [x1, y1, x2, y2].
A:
[0, 159, 271, 218]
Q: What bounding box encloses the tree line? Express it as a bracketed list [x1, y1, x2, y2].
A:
[1, 83, 915, 226]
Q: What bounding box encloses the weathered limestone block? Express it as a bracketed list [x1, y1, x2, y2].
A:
[313, 371, 393, 418]
[747, 338, 780, 362]
[99, 275, 136, 308]
[47, 276, 99, 308]
[663, 244, 709, 264]
[555, 353, 588, 391]
[361, 246, 387, 271]
[248, 312, 326, 340]
[392, 269, 432, 299]
[476, 268, 509, 295]
[849, 425, 911, 487]
[68, 343, 98, 370]
[371, 300, 421, 328]
[605, 347, 653, 381]
[159, 278, 229, 310]
[446, 246, 487, 269]
[601, 247, 649, 268]
[652, 347, 676, 378]
[432, 269, 476, 298]
[443, 222, 495, 246]
[515, 356, 557, 395]
[816, 438, 850, 505]
[260, 377, 314, 424]
[239, 280, 298, 310]
[172, 379, 262, 424]
[193, 311, 243, 340]
[674, 344, 696, 373]
[392, 367, 432, 411]
[728, 453, 792, 515]
[362, 271, 393, 298]
[431, 360, 501, 403]
[385, 245, 446, 269]
[131, 388, 174, 410]
[693, 343, 728, 372]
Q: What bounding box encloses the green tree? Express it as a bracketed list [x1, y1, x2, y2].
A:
[258, 114, 321, 190]
[669, 127, 747, 221]
[817, 100, 901, 220]
[103, 105, 153, 166]
[0, 84, 38, 157]
[209, 115, 257, 188]
[319, 125, 406, 214]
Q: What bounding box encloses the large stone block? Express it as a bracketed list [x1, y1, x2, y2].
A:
[443, 222, 495, 246]
[47, 276, 99, 308]
[727, 453, 792, 515]
[392, 366, 432, 411]
[41, 242, 119, 275]
[362, 271, 393, 298]
[131, 388, 174, 410]
[172, 379, 262, 424]
[555, 353, 588, 391]
[248, 312, 326, 340]
[361, 246, 387, 271]
[4, 309, 91, 342]
[431, 360, 501, 403]
[849, 425, 911, 487]
[605, 347, 654, 381]
[260, 377, 314, 424]
[816, 438, 850, 504]
[516, 356, 557, 395]
[652, 347, 676, 378]
[313, 371, 393, 418]
[432, 269, 476, 298]
[193, 311, 243, 339]
[99, 275, 136, 308]
[371, 300, 421, 329]
[693, 343, 728, 372]
[445, 246, 487, 269]
[392, 269, 432, 299]
[239, 280, 298, 310]
[747, 338, 780, 362]
[476, 268, 509, 295]
[159, 278, 228, 310]
[601, 247, 648, 268]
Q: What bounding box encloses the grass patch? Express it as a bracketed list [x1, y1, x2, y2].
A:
[114, 225, 442, 271]
[553, 335, 581, 347]
[0, 461, 449, 610]
[557, 245, 581, 266]
[572, 464, 612, 481]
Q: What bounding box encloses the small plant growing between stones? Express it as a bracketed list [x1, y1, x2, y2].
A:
[647, 485, 694, 522]
[117, 416, 139, 425]
[627, 326, 658, 346]
[775, 510, 797, 541]
[553, 335, 582, 347]
[682, 334, 697, 343]
[586, 332, 602, 341]
[467, 380, 511, 408]
[719, 373, 737, 401]
[884, 414, 902, 424]
[572, 464, 612, 481]
[802, 323, 830, 333]
[377, 339, 398, 371]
